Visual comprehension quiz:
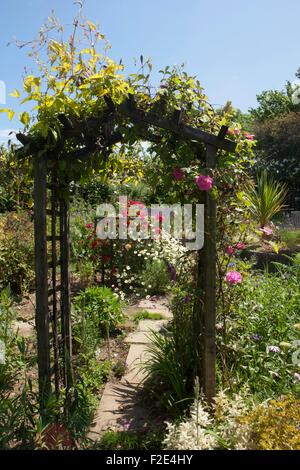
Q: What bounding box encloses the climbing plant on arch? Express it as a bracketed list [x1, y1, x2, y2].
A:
[6, 14, 254, 413]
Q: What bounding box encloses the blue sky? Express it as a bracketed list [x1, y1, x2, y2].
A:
[1, 0, 300, 144]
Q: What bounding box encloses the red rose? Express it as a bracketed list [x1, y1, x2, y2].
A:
[91, 240, 100, 249]
[102, 255, 111, 264]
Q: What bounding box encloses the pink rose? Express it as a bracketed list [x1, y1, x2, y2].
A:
[173, 168, 185, 180]
[226, 245, 235, 255]
[236, 242, 246, 250]
[244, 133, 254, 141]
[226, 270, 242, 285]
[195, 174, 214, 191]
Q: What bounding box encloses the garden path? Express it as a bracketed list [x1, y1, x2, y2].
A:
[89, 297, 172, 439]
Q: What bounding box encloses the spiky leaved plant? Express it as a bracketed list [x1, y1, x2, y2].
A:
[243, 171, 288, 227]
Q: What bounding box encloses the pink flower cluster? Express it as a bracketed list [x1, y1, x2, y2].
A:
[171, 169, 214, 191]
[259, 226, 273, 236]
[226, 270, 242, 285]
[195, 174, 214, 191]
[226, 242, 246, 256]
[226, 128, 255, 141]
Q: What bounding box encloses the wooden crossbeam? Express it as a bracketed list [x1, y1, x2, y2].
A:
[46, 235, 62, 242]
[16, 96, 236, 154]
[118, 99, 236, 152]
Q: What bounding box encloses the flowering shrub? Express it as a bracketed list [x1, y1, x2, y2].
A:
[164, 399, 217, 450]
[217, 261, 300, 398]
[164, 392, 300, 450]
[71, 197, 194, 301]
[241, 396, 300, 450]
[163, 391, 254, 450]
[110, 229, 192, 300]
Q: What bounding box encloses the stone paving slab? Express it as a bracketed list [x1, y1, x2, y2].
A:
[138, 319, 168, 332]
[89, 297, 172, 438]
[89, 382, 148, 436]
[121, 366, 148, 385]
[124, 331, 152, 344]
[125, 343, 149, 369]
[122, 341, 152, 384]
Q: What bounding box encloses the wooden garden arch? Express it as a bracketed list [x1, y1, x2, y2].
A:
[16, 95, 236, 411]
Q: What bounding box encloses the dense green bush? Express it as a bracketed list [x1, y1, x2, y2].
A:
[0, 288, 17, 393]
[73, 286, 124, 351]
[139, 260, 171, 296]
[0, 147, 33, 213]
[0, 211, 35, 294]
[0, 290, 39, 449]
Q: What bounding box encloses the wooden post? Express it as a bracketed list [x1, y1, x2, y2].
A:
[50, 171, 60, 400]
[34, 154, 51, 408]
[60, 196, 73, 391]
[198, 144, 217, 403]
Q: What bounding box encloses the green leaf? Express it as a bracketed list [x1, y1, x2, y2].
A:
[9, 89, 20, 98]
[87, 20, 96, 31]
[20, 111, 30, 126]
[0, 108, 15, 120]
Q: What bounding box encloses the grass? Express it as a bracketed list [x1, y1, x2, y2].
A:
[133, 310, 164, 323]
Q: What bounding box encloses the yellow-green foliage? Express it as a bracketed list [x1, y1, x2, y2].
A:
[242, 397, 300, 450]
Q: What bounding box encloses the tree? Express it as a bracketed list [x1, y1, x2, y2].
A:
[249, 83, 294, 122]
[249, 75, 300, 191]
